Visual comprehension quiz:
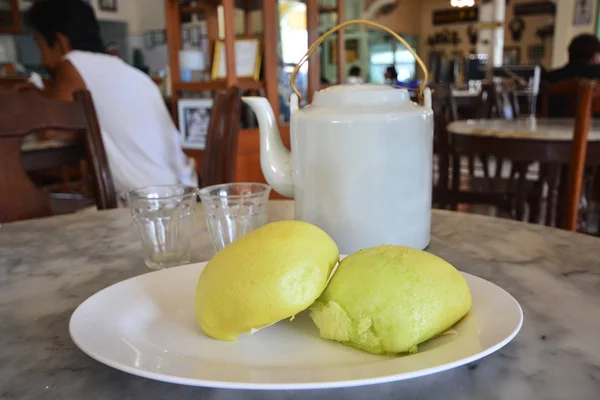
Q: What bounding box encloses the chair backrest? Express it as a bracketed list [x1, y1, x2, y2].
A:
[0, 89, 117, 223]
[476, 82, 518, 120]
[201, 86, 242, 187]
[542, 79, 598, 231]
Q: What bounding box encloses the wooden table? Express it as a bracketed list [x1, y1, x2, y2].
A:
[1, 200, 599, 399]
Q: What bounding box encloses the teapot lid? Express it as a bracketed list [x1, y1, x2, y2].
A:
[312, 84, 412, 107]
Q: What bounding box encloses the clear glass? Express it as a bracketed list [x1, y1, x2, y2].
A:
[126, 185, 199, 270]
[199, 183, 271, 252]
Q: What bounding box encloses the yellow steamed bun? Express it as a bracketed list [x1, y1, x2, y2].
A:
[196, 221, 339, 340]
[310, 245, 471, 355]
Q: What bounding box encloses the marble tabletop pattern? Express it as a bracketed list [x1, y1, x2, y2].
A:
[1, 200, 600, 400]
[448, 118, 600, 141]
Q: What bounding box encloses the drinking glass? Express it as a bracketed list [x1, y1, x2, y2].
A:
[126, 185, 199, 270]
[199, 183, 271, 252]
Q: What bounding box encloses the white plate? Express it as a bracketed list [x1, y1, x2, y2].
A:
[70, 262, 523, 390]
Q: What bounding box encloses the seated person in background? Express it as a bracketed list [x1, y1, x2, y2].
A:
[26, 0, 196, 195]
[384, 65, 399, 86]
[544, 34, 600, 83]
[347, 65, 364, 84]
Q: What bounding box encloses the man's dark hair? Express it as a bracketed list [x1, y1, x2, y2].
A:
[568, 34, 600, 63]
[28, 0, 105, 53]
[349, 65, 361, 77]
[386, 65, 398, 80]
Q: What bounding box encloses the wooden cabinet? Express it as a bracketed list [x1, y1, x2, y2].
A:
[165, 0, 280, 118]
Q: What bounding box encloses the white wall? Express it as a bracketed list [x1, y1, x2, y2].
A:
[552, 0, 599, 67]
[131, 0, 165, 33]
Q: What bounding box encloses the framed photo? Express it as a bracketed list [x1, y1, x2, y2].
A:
[177, 99, 213, 150]
[503, 46, 521, 65]
[190, 26, 202, 47]
[329, 38, 360, 65]
[144, 32, 154, 49]
[98, 0, 117, 12]
[212, 37, 261, 81]
[182, 27, 190, 45]
[573, 0, 593, 25]
[451, 50, 464, 60]
[0, 0, 20, 34]
[527, 44, 545, 65]
[152, 30, 166, 46]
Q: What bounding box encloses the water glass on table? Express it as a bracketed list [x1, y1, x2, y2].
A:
[126, 184, 199, 270]
[199, 183, 271, 252]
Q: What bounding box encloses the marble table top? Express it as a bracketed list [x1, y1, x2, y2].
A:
[1, 200, 599, 400]
[448, 118, 600, 141]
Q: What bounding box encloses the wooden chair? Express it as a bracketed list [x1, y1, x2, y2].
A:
[431, 83, 456, 208]
[447, 82, 526, 217]
[539, 79, 599, 231]
[201, 86, 242, 187]
[0, 89, 117, 223]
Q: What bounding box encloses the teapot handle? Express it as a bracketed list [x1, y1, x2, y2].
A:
[290, 19, 430, 105]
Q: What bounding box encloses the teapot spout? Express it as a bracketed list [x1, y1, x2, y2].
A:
[241, 97, 294, 198]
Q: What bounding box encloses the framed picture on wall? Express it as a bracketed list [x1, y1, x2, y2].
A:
[144, 32, 154, 49]
[182, 27, 190, 45]
[451, 50, 464, 60]
[503, 46, 521, 65]
[177, 99, 213, 150]
[212, 37, 262, 81]
[98, 0, 117, 12]
[329, 38, 360, 65]
[0, 0, 21, 33]
[190, 26, 202, 47]
[527, 44, 545, 65]
[152, 30, 166, 46]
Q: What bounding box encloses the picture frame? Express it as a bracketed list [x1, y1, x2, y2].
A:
[527, 44, 545, 65]
[451, 50, 464, 60]
[0, 0, 21, 34]
[98, 0, 117, 12]
[152, 30, 166, 46]
[182, 27, 190, 45]
[503, 46, 521, 65]
[190, 26, 202, 47]
[329, 38, 360, 65]
[144, 32, 154, 49]
[573, 0, 593, 25]
[177, 98, 213, 150]
[211, 37, 262, 81]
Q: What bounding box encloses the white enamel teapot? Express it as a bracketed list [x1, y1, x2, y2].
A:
[242, 20, 433, 254]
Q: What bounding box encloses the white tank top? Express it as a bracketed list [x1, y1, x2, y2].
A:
[63, 50, 197, 195]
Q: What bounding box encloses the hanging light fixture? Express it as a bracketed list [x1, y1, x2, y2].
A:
[451, 0, 475, 7]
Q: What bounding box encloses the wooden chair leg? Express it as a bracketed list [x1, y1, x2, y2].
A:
[529, 163, 546, 224]
[451, 152, 461, 211]
[438, 151, 449, 209]
[468, 155, 475, 177]
[514, 163, 528, 221]
[60, 166, 71, 192]
[546, 164, 561, 227]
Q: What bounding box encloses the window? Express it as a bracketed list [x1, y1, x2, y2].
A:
[369, 32, 418, 84]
